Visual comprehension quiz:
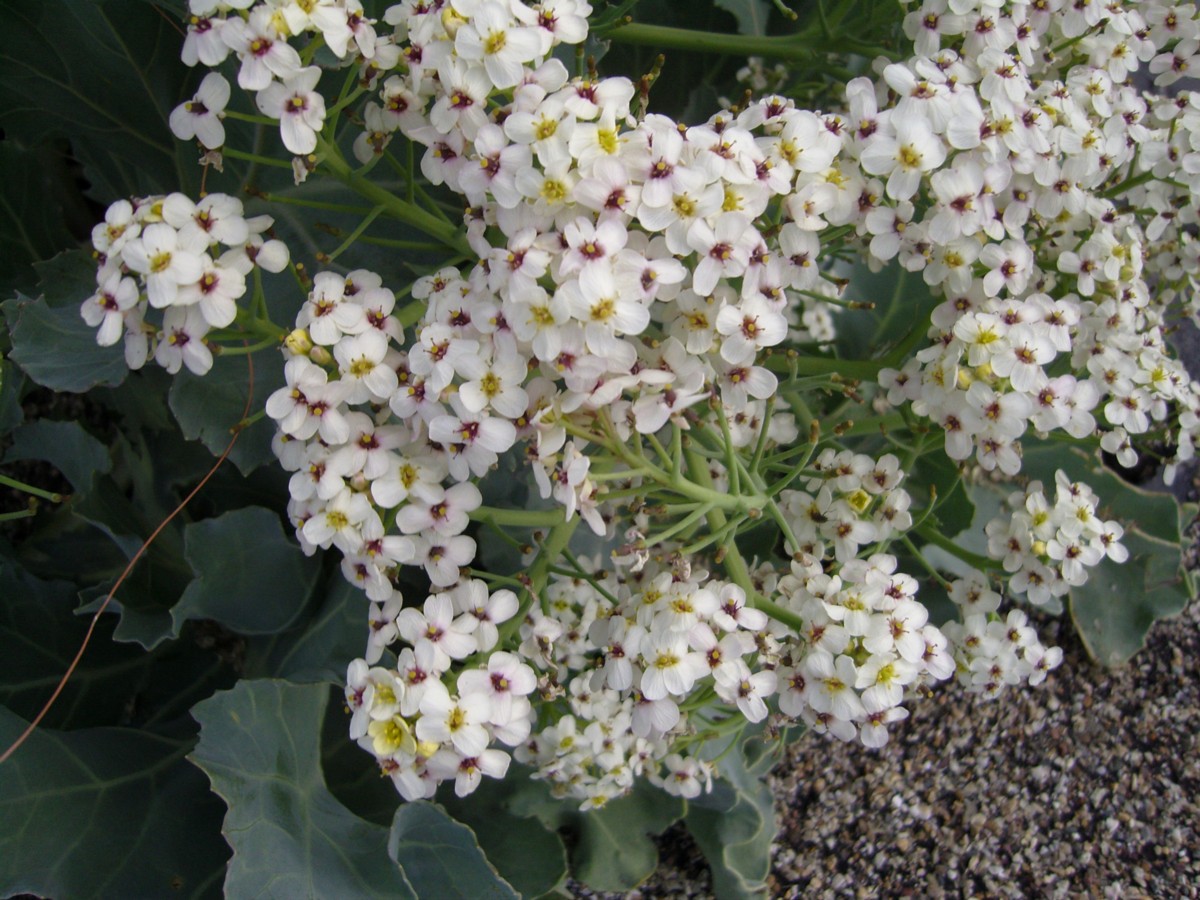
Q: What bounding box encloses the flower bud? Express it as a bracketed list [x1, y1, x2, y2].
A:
[285, 328, 313, 356]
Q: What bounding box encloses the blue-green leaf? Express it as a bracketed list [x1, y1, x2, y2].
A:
[189, 680, 418, 899]
[437, 775, 570, 898]
[2, 294, 127, 393]
[3, 420, 111, 496]
[169, 351, 285, 476]
[0, 359, 24, 436]
[388, 801, 519, 899]
[1069, 529, 1192, 666]
[171, 507, 317, 638]
[0, 0, 198, 200]
[245, 577, 367, 684]
[994, 442, 1193, 664]
[688, 726, 794, 899]
[0, 709, 228, 899]
[570, 780, 684, 892]
[0, 140, 78, 296]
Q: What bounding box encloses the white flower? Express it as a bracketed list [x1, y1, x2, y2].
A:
[82, 274, 140, 347]
[170, 72, 230, 149]
[454, 1, 546, 89]
[222, 8, 302, 91]
[256, 67, 327, 156]
[154, 306, 212, 375]
[859, 114, 946, 201]
[122, 223, 205, 309]
[416, 681, 491, 758]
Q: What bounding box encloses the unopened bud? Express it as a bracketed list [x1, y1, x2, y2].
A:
[285, 328, 313, 356]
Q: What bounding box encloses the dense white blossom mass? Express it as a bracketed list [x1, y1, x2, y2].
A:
[81, 0, 1200, 805]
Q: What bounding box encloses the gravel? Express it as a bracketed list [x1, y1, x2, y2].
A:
[571, 580, 1200, 899]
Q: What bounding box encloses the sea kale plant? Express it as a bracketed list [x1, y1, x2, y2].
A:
[2, 0, 1198, 896]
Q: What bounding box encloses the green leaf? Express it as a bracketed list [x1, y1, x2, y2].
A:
[30, 246, 100, 310]
[570, 780, 684, 892]
[0, 563, 145, 729]
[687, 730, 782, 900]
[1069, 529, 1191, 666]
[171, 506, 317, 637]
[245, 577, 368, 684]
[388, 801, 519, 900]
[0, 709, 228, 899]
[169, 351, 285, 476]
[0, 140, 78, 296]
[3, 420, 111, 496]
[2, 293, 127, 393]
[714, 0, 771, 35]
[189, 680, 418, 899]
[1022, 443, 1182, 545]
[687, 781, 775, 900]
[0, 359, 24, 436]
[913, 450, 974, 538]
[438, 775, 570, 898]
[0, 0, 197, 201]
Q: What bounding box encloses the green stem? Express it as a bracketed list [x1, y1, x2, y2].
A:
[316, 136, 472, 256]
[608, 21, 863, 62]
[221, 146, 295, 170]
[683, 447, 805, 633]
[222, 109, 277, 127]
[0, 474, 62, 503]
[913, 524, 1001, 572]
[325, 205, 385, 262]
[765, 352, 884, 380]
[471, 506, 565, 528]
[215, 335, 280, 355]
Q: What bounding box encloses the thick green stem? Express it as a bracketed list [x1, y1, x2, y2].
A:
[683, 447, 805, 633]
[765, 353, 884, 380]
[609, 21, 831, 61]
[315, 136, 472, 256]
[914, 523, 1001, 572]
[0, 474, 62, 503]
[471, 506, 565, 528]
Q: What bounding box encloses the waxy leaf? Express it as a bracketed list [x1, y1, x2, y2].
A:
[1020, 442, 1194, 664]
[169, 351, 285, 476]
[171, 506, 317, 637]
[388, 801, 519, 899]
[190, 680, 418, 899]
[245, 577, 368, 684]
[0, 140, 78, 296]
[2, 294, 127, 393]
[0, 708, 228, 899]
[3, 420, 111, 497]
[0, 0, 197, 201]
[438, 774, 570, 897]
[569, 780, 685, 892]
[1069, 529, 1192, 667]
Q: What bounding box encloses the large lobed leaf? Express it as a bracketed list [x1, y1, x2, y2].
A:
[170, 506, 317, 638]
[169, 351, 286, 477]
[0, 0, 197, 201]
[0, 708, 229, 899]
[190, 680, 521, 898]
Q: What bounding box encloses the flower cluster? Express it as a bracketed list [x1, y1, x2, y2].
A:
[873, 0, 1200, 482]
[985, 473, 1127, 605]
[774, 551, 955, 746]
[82, 193, 288, 374]
[943, 607, 1063, 700]
[76, 0, 1194, 809]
